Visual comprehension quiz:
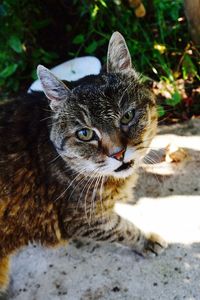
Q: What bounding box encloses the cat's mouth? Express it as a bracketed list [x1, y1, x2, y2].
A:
[114, 160, 134, 172]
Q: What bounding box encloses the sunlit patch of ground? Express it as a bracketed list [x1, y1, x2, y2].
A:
[116, 119, 200, 245]
[116, 196, 200, 244]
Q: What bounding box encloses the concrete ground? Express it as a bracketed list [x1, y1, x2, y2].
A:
[8, 119, 200, 300]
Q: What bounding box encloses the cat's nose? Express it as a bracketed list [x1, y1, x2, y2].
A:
[110, 148, 125, 161]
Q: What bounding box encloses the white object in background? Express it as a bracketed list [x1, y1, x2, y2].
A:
[28, 56, 101, 93]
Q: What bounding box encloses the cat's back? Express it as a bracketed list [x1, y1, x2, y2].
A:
[0, 93, 49, 186]
[0, 93, 48, 155]
[0, 93, 63, 251]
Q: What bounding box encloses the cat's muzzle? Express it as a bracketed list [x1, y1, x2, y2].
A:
[114, 160, 134, 172]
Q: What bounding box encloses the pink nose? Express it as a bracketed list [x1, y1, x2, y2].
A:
[111, 148, 125, 161]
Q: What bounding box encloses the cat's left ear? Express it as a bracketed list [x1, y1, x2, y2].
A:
[37, 65, 71, 111]
[107, 32, 137, 76]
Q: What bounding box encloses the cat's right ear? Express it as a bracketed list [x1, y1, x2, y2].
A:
[107, 32, 138, 77]
[37, 65, 71, 111]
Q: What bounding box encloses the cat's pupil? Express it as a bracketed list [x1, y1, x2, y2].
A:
[82, 129, 87, 136]
[125, 112, 131, 119]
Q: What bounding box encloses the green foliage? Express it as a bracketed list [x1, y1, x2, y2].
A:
[0, 0, 58, 96]
[0, 0, 199, 120]
[69, 0, 199, 116]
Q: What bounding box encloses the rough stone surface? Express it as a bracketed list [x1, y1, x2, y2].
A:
[8, 119, 200, 300]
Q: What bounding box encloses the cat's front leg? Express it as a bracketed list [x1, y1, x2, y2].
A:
[76, 213, 167, 256]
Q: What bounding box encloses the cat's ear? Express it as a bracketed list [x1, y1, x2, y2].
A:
[37, 65, 71, 111]
[107, 32, 135, 75]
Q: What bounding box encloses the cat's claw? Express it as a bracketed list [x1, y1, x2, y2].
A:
[142, 233, 168, 257]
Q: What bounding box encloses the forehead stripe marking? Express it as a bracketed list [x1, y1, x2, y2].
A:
[78, 104, 91, 126]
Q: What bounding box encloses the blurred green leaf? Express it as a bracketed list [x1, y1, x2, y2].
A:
[99, 0, 107, 8]
[85, 41, 98, 54]
[8, 36, 23, 53]
[0, 64, 18, 78]
[157, 105, 165, 117]
[166, 91, 181, 106]
[72, 34, 84, 45]
[91, 4, 99, 19]
[182, 53, 198, 80]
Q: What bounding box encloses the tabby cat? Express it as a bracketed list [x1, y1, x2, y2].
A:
[0, 32, 167, 294]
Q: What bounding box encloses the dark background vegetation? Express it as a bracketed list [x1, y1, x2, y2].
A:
[0, 0, 199, 123]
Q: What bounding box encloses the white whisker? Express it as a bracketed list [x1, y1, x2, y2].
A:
[54, 167, 87, 202]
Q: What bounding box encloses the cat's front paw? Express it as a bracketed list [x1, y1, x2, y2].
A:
[141, 233, 168, 257]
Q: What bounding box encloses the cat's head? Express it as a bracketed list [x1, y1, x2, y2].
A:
[37, 32, 157, 179]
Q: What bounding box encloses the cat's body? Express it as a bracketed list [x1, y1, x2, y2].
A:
[0, 32, 167, 293]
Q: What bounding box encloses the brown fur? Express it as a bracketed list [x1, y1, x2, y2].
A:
[0, 257, 10, 292]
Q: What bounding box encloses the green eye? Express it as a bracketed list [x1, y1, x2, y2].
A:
[76, 128, 95, 141]
[121, 109, 135, 125]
